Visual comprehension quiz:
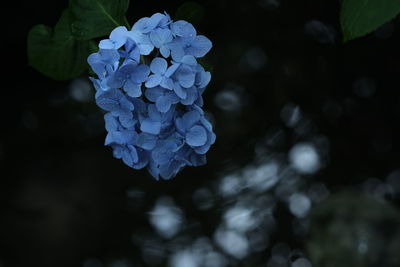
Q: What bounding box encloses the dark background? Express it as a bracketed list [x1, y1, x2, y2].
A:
[1, 0, 400, 267]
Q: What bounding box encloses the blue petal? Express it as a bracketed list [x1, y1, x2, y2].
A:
[171, 21, 196, 37]
[104, 113, 119, 132]
[132, 17, 149, 32]
[130, 64, 150, 83]
[132, 149, 149, 170]
[156, 95, 172, 113]
[119, 114, 136, 128]
[200, 117, 213, 131]
[140, 119, 161, 135]
[181, 55, 197, 66]
[121, 41, 140, 63]
[148, 160, 160, 180]
[112, 146, 124, 159]
[131, 98, 147, 113]
[122, 145, 139, 165]
[165, 64, 180, 77]
[147, 104, 162, 121]
[177, 65, 196, 88]
[175, 117, 185, 133]
[123, 80, 142, 97]
[109, 26, 129, 49]
[182, 110, 201, 129]
[210, 132, 216, 144]
[127, 31, 154, 55]
[90, 78, 103, 91]
[99, 39, 115, 49]
[194, 143, 211, 154]
[171, 44, 185, 61]
[198, 71, 211, 88]
[160, 46, 170, 58]
[150, 28, 173, 48]
[145, 87, 164, 102]
[87, 53, 104, 76]
[108, 64, 136, 88]
[180, 86, 198, 105]
[150, 57, 168, 74]
[190, 35, 212, 57]
[119, 96, 135, 111]
[159, 160, 184, 179]
[105, 131, 126, 145]
[173, 83, 187, 99]
[136, 133, 157, 150]
[186, 125, 207, 146]
[151, 141, 176, 164]
[160, 77, 174, 90]
[159, 12, 172, 28]
[166, 91, 179, 103]
[195, 95, 204, 107]
[145, 74, 162, 88]
[107, 74, 125, 89]
[138, 43, 154, 55]
[96, 93, 120, 111]
[146, 13, 166, 32]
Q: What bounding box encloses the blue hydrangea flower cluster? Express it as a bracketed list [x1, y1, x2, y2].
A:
[87, 12, 216, 180]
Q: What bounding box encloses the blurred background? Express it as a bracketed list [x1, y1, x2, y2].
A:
[1, 0, 400, 266]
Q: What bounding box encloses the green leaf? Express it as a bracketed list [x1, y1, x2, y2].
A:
[27, 9, 92, 81]
[175, 1, 204, 25]
[69, 0, 130, 40]
[340, 0, 400, 42]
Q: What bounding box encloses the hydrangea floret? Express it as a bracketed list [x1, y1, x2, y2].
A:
[87, 12, 215, 180]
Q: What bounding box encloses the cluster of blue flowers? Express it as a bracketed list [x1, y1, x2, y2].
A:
[87, 12, 216, 180]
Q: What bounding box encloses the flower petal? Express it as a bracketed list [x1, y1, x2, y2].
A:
[109, 26, 129, 49]
[150, 57, 168, 74]
[145, 87, 164, 102]
[160, 77, 174, 89]
[191, 35, 212, 57]
[99, 39, 115, 49]
[156, 95, 172, 113]
[140, 119, 161, 135]
[122, 145, 139, 165]
[150, 28, 173, 48]
[160, 46, 170, 58]
[177, 65, 196, 88]
[180, 86, 197, 105]
[104, 113, 119, 132]
[171, 21, 196, 37]
[136, 133, 157, 150]
[182, 110, 201, 129]
[159, 160, 184, 179]
[96, 92, 120, 111]
[147, 104, 162, 121]
[165, 63, 180, 77]
[194, 143, 211, 154]
[173, 83, 187, 99]
[131, 64, 150, 83]
[145, 74, 163, 88]
[123, 80, 142, 97]
[151, 141, 176, 164]
[186, 125, 207, 147]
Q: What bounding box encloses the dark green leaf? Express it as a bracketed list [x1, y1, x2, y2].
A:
[340, 0, 400, 42]
[27, 9, 92, 80]
[175, 1, 204, 25]
[69, 0, 129, 40]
